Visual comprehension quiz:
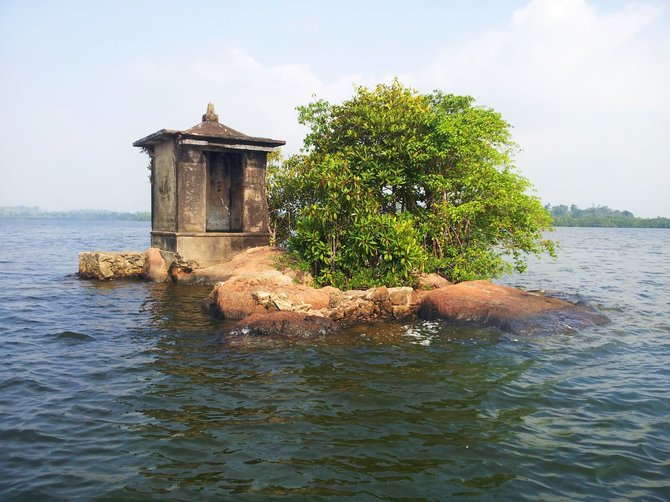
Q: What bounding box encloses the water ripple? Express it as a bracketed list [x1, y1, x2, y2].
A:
[1, 223, 670, 499]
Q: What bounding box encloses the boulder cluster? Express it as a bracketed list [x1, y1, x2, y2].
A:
[208, 279, 420, 335]
[208, 275, 418, 323]
[78, 246, 609, 338]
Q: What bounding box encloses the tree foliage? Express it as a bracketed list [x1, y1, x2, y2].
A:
[270, 80, 555, 288]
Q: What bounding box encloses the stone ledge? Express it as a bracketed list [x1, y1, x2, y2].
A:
[78, 251, 145, 281]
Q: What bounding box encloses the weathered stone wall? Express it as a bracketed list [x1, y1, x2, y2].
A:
[78, 252, 145, 281]
[171, 233, 269, 268]
[242, 151, 268, 233]
[177, 147, 206, 232]
[152, 141, 177, 232]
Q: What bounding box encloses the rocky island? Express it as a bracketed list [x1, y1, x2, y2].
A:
[78, 101, 608, 341]
[79, 245, 609, 339]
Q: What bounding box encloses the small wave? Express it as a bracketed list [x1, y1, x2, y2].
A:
[0, 376, 55, 393]
[51, 331, 94, 342]
[0, 428, 64, 444]
[403, 320, 443, 346]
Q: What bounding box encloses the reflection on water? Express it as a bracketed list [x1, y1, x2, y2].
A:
[124, 323, 536, 499]
[141, 282, 221, 331]
[1, 222, 669, 499]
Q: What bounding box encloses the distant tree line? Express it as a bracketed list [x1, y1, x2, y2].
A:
[546, 204, 670, 228]
[0, 206, 150, 221]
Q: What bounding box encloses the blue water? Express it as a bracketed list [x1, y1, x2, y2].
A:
[0, 220, 669, 500]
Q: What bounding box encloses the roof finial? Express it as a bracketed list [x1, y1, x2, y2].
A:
[202, 102, 219, 123]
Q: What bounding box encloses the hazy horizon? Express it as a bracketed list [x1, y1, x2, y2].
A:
[1, 0, 668, 218]
[3, 203, 669, 220]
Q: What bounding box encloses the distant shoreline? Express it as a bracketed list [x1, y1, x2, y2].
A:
[547, 204, 670, 229]
[0, 206, 150, 221]
[2, 205, 668, 228]
[553, 223, 670, 228]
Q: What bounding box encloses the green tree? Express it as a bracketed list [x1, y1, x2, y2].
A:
[271, 80, 556, 287]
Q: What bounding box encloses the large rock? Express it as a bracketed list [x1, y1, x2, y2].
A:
[416, 273, 452, 290]
[78, 252, 145, 280]
[209, 277, 270, 320]
[170, 246, 312, 284]
[167, 253, 199, 282]
[208, 272, 336, 320]
[143, 248, 168, 283]
[418, 280, 609, 335]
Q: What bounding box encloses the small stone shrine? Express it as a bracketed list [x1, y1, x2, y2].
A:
[133, 104, 285, 266]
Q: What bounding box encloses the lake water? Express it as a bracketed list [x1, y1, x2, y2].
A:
[0, 220, 669, 500]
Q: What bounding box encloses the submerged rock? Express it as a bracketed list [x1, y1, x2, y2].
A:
[230, 311, 339, 338]
[418, 280, 609, 335]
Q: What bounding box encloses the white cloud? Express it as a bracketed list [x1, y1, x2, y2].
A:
[1, 0, 667, 216]
[0, 46, 362, 211]
[424, 0, 669, 216]
[132, 46, 365, 153]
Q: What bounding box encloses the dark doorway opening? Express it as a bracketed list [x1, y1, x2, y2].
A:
[205, 151, 243, 232]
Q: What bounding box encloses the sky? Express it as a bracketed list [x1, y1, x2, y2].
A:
[0, 0, 668, 217]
